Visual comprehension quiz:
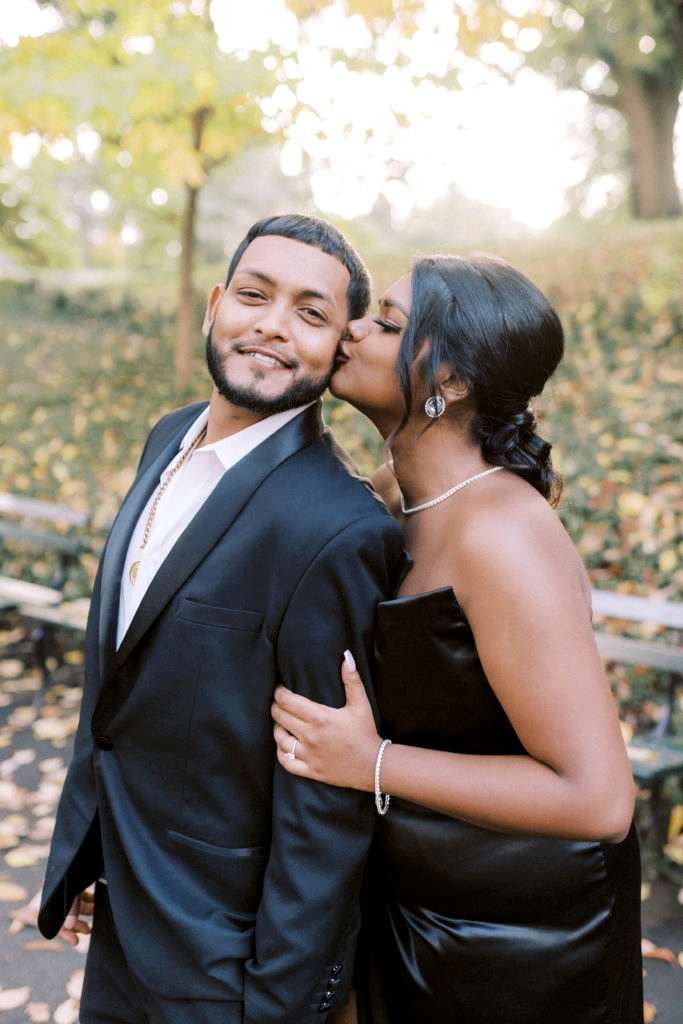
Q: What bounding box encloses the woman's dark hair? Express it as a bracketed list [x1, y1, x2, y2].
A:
[226, 213, 371, 321]
[397, 254, 564, 504]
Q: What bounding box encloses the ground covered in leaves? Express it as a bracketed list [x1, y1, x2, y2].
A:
[0, 628, 86, 1021]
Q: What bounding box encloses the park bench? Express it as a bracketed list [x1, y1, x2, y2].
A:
[0, 492, 91, 689]
[592, 588, 683, 876]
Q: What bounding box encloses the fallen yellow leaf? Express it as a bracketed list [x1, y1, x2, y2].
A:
[66, 968, 84, 1000]
[0, 986, 31, 1010]
[7, 706, 37, 730]
[4, 844, 49, 868]
[32, 716, 78, 741]
[0, 881, 28, 901]
[23, 939, 62, 952]
[26, 1003, 50, 1023]
[641, 938, 676, 964]
[618, 491, 648, 517]
[53, 998, 79, 1024]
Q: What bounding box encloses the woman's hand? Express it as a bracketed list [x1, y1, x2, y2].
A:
[272, 650, 381, 791]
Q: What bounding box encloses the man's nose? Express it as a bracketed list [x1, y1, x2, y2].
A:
[346, 316, 374, 342]
[253, 303, 290, 342]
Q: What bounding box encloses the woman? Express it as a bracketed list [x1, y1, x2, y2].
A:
[271, 255, 643, 1023]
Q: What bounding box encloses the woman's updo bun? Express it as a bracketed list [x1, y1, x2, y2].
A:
[471, 408, 558, 504]
[396, 254, 564, 504]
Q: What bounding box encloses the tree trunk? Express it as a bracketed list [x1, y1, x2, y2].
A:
[174, 181, 200, 391]
[174, 109, 208, 392]
[620, 72, 681, 219]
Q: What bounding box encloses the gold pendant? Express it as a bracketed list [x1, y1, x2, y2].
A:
[129, 560, 141, 586]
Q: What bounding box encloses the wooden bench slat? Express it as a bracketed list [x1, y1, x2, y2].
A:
[0, 523, 84, 556]
[18, 599, 90, 632]
[595, 632, 683, 673]
[591, 589, 683, 630]
[0, 577, 62, 606]
[628, 736, 683, 783]
[0, 492, 89, 528]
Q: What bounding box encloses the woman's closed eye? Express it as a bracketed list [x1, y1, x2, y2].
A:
[373, 317, 401, 334]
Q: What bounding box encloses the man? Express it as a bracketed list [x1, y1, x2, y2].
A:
[38, 214, 405, 1023]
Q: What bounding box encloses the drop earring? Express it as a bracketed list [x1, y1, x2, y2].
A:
[424, 395, 446, 418]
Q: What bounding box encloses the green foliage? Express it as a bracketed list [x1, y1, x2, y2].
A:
[529, 1, 683, 98]
[0, 0, 270, 263]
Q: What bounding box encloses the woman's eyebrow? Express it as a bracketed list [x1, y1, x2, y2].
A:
[380, 297, 409, 318]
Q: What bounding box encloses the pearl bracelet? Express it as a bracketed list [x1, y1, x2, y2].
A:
[374, 738, 392, 816]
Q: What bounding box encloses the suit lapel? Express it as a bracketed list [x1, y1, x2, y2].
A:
[104, 401, 324, 681]
[97, 411, 201, 680]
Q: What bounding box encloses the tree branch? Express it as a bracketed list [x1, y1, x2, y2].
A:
[582, 88, 623, 112]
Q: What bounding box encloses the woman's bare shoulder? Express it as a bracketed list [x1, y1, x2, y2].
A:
[451, 480, 591, 610]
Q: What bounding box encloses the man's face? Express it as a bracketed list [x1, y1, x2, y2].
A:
[203, 235, 351, 415]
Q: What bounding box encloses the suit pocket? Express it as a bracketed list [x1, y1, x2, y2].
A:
[166, 828, 267, 919]
[167, 829, 265, 860]
[177, 597, 263, 633]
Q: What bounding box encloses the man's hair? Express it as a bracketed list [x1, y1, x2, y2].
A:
[225, 214, 371, 321]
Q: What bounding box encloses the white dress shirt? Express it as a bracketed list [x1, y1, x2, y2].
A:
[115, 402, 313, 650]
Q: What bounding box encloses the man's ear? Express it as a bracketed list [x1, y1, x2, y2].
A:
[202, 284, 225, 337]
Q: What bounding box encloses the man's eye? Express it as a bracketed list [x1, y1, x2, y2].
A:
[302, 307, 326, 323]
[374, 318, 401, 334]
[238, 289, 265, 300]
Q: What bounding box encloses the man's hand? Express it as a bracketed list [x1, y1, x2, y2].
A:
[58, 889, 95, 946]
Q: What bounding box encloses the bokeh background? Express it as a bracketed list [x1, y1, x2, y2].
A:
[0, 0, 682, 1020]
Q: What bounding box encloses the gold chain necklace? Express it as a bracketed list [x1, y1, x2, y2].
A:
[128, 426, 208, 586]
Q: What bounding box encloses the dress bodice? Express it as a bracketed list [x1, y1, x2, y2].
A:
[362, 587, 644, 1024]
[374, 587, 524, 755]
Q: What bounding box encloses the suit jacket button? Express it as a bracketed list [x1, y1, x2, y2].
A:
[322, 990, 335, 1001]
[318, 1001, 333, 1013]
[330, 963, 343, 977]
[95, 734, 114, 750]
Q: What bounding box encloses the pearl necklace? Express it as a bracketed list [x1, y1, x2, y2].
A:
[399, 465, 504, 515]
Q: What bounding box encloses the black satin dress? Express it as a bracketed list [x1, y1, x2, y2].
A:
[356, 587, 643, 1024]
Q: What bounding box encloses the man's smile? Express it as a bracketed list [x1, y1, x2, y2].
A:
[235, 344, 296, 370]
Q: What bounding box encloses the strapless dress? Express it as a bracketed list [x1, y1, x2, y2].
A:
[356, 587, 643, 1024]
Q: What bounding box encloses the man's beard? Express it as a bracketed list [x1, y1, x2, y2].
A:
[205, 324, 333, 415]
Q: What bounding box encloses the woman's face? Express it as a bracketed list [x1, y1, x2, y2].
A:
[330, 273, 412, 433]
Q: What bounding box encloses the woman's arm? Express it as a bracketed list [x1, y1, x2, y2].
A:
[272, 506, 635, 844]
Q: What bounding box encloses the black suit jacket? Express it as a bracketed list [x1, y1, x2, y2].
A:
[38, 400, 405, 1022]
